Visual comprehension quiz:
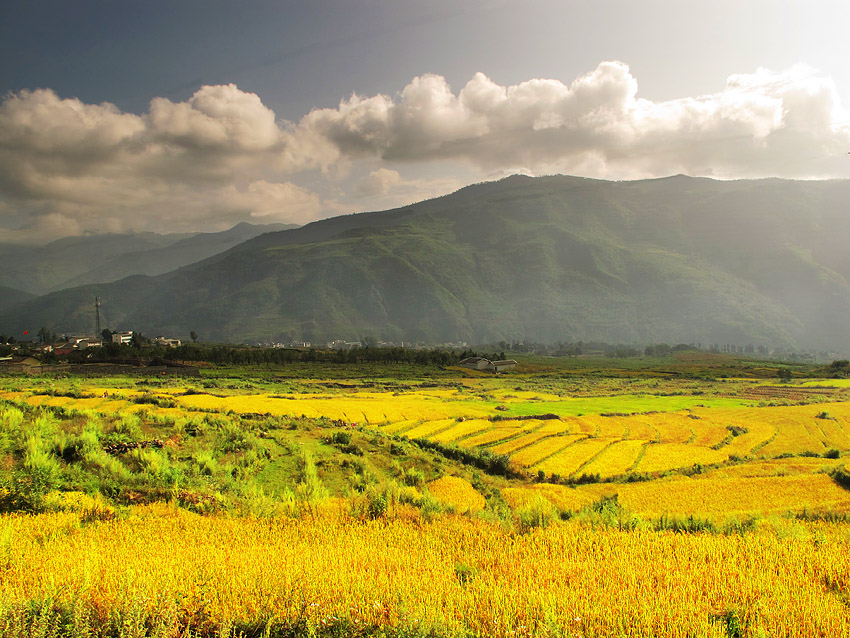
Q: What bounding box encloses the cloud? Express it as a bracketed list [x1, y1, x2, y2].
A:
[295, 62, 850, 179]
[1, 62, 849, 241]
[0, 85, 325, 241]
[357, 168, 402, 196]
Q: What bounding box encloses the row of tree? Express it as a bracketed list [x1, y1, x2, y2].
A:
[47, 341, 506, 368]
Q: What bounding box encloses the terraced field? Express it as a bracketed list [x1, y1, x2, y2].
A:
[5, 379, 850, 481]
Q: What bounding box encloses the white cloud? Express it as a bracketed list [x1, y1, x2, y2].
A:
[1, 62, 849, 241]
[0, 84, 328, 240]
[357, 168, 402, 196]
[148, 83, 282, 151]
[294, 61, 850, 179]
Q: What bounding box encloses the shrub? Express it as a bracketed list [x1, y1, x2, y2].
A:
[295, 450, 328, 513]
[326, 430, 351, 446]
[574, 494, 641, 531]
[515, 494, 557, 533]
[654, 513, 717, 534]
[193, 450, 220, 477]
[401, 467, 425, 487]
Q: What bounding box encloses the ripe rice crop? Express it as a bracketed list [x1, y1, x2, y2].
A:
[702, 457, 844, 480]
[618, 415, 658, 441]
[491, 424, 551, 455]
[579, 439, 648, 477]
[532, 437, 609, 475]
[572, 415, 629, 438]
[812, 416, 850, 450]
[508, 436, 582, 468]
[401, 419, 458, 440]
[461, 422, 536, 448]
[379, 419, 420, 434]
[425, 476, 485, 513]
[635, 443, 728, 473]
[757, 417, 824, 457]
[429, 419, 493, 443]
[502, 483, 614, 511]
[652, 412, 699, 444]
[687, 420, 729, 447]
[613, 473, 850, 517]
[3, 509, 848, 637]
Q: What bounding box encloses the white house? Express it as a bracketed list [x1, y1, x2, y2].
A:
[459, 357, 517, 372]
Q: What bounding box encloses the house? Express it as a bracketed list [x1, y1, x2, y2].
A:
[153, 337, 181, 348]
[0, 355, 43, 374]
[459, 357, 518, 373]
[490, 359, 518, 372]
[459, 357, 493, 370]
[112, 331, 133, 345]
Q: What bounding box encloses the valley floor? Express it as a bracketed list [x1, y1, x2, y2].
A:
[1, 356, 848, 637]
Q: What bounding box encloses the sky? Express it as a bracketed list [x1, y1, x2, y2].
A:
[1, 0, 849, 243]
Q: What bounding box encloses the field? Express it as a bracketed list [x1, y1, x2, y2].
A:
[1, 354, 849, 637]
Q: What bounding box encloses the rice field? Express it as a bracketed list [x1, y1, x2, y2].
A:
[4, 382, 850, 481]
[507, 471, 850, 518]
[1, 369, 850, 637]
[1, 507, 849, 637]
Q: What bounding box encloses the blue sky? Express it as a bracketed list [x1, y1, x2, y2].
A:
[2, 0, 849, 241]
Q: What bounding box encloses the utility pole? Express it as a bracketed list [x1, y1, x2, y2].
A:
[95, 296, 101, 335]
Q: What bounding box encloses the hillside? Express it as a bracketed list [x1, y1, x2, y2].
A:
[0, 285, 36, 313]
[0, 222, 296, 295]
[3, 175, 850, 350]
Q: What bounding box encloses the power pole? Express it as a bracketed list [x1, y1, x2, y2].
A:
[95, 297, 101, 335]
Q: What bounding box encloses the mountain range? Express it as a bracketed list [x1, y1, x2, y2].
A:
[2, 175, 849, 351]
[0, 222, 296, 295]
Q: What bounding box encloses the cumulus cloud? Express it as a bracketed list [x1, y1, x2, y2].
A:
[295, 62, 850, 178]
[358, 168, 402, 196]
[0, 84, 325, 241]
[1, 62, 849, 241]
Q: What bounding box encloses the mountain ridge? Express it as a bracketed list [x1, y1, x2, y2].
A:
[2, 175, 849, 351]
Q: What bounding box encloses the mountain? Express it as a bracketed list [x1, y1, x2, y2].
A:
[3, 175, 850, 351]
[0, 285, 36, 313]
[0, 222, 297, 295]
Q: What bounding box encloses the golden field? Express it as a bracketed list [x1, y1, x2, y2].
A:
[2, 367, 850, 637]
[7, 382, 850, 480]
[1, 507, 849, 638]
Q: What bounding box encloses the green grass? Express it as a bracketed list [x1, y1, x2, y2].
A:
[481, 394, 753, 417]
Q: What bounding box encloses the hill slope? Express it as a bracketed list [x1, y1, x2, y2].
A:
[0, 222, 296, 295]
[3, 175, 850, 350]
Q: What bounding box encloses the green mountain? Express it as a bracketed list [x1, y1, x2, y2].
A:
[0, 285, 36, 313]
[0, 222, 297, 295]
[3, 175, 850, 350]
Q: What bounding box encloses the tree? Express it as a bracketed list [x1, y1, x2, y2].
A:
[190, 331, 198, 343]
[101, 328, 113, 342]
[37, 327, 52, 344]
[777, 367, 792, 382]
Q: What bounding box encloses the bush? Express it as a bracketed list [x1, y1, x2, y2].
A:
[295, 450, 328, 513]
[515, 494, 557, 533]
[574, 494, 641, 531]
[326, 430, 351, 446]
[654, 513, 716, 534]
[401, 467, 425, 487]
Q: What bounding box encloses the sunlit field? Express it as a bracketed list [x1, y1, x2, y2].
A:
[1, 357, 849, 637]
